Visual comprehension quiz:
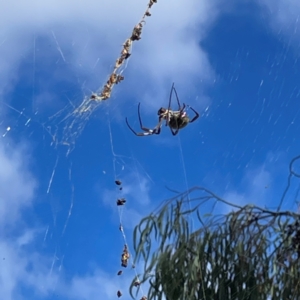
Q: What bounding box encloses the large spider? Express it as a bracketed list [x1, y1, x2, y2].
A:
[125, 84, 199, 136]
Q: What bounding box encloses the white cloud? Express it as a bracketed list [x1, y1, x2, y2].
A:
[0, 138, 138, 299]
[0, 0, 227, 114]
[222, 164, 272, 213]
[1, 235, 136, 300]
[220, 150, 295, 214]
[62, 269, 135, 300]
[0, 141, 36, 228]
[0, 139, 50, 300]
[258, 0, 300, 38]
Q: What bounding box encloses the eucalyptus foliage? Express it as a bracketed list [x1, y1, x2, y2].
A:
[131, 183, 300, 300]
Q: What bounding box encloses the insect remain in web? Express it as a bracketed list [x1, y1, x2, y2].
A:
[126, 83, 199, 136]
[121, 245, 130, 267]
[117, 198, 126, 206]
[115, 180, 122, 185]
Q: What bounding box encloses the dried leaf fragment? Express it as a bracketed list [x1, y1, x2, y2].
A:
[117, 198, 126, 206]
[134, 281, 140, 287]
[121, 245, 130, 267]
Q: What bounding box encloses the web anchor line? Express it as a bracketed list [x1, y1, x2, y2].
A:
[114, 180, 147, 300]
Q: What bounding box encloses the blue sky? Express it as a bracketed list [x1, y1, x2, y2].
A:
[1, 0, 300, 299]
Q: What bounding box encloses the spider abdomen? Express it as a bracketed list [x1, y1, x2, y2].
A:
[169, 116, 189, 129]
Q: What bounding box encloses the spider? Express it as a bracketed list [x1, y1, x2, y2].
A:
[125, 83, 199, 136]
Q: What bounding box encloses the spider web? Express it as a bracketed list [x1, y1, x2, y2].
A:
[0, 1, 169, 299]
[3, 0, 300, 299]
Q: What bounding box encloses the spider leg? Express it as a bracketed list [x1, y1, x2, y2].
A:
[169, 84, 185, 133]
[169, 126, 179, 136]
[136, 102, 160, 133]
[168, 83, 175, 111]
[125, 118, 153, 136]
[188, 106, 200, 123]
[164, 114, 169, 127]
[125, 103, 154, 136]
[180, 103, 186, 113]
[172, 84, 182, 111]
[165, 84, 175, 127]
[138, 102, 163, 134]
[125, 103, 163, 136]
[153, 116, 164, 134]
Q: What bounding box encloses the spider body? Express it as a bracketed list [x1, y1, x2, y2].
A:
[168, 111, 190, 130]
[126, 83, 199, 136]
